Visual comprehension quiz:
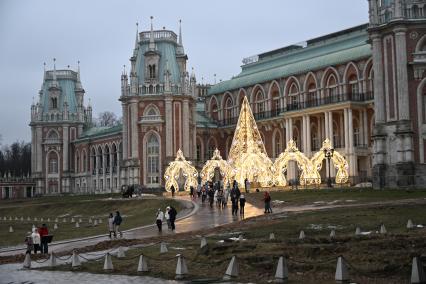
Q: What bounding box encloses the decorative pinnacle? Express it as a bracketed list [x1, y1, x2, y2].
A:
[179, 19, 182, 46]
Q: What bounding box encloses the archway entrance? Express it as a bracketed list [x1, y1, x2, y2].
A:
[164, 149, 198, 192]
[200, 149, 233, 186]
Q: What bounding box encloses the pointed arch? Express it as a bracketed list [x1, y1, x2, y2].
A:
[46, 149, 60, 174]
[207, 136, 218, 159]
[285, 76, 301, 110]
[81, 148, 88, 172]
[272, 128, 283, 158]
[222, 92, 234, 121]
[75, 149, 80, 173]
[250, 84, 266, 104]
[46, 129, 60, 140]
[208, 95, 219, 121]
[236, 88, 247, 113]
[143, 103, 160, 116]
[343, 62, 360, 84]
[415, 34, 426, 52]
[303, 72, 318, 92]
[269, 80, 281, 113]
[362, 58, 373, 80]
[143, 130, 162, 186]
[320, 66, 340, 88]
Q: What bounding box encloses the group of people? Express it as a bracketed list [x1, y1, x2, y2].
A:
[155, 206, 178, 232]
[107, 211, 123, 238]
[24, 223, 49, 255]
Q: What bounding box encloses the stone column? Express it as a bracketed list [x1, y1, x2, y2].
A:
[359, 110, 364, 146]
[324, 112, 330, 178]
[363, 109, 368, 145]
[302, 116, 307, 152]
[328, 111, 334, 147]
[31, 128, 36, 174]
[317, 116, 322, 148]
[165, 98, 173, 158]
[110, 150, 113, 193]
[371, 33, 385, 123]
[182, 99, 190, 156]
[130, 100, 139, 159]
[306, 115, 311, 156]
[348, 108, 356, 177]
[63, 126, 69, 172]
[344, 108, 349, 153]
[394, 27, 410, 120]
[121, 103, 128, 160]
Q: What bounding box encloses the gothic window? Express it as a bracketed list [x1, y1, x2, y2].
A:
[353, 119, 360, 146]
[196, 144, 201, 161]
[147, 134, 160, 185]
[82, 151, 87, 172]
[311, 128, 318, 150]
[148, 65, 156, 79]
[91, 148, 96, 173]
[207, 138, 216, 159]
[210, 97, 219, 121]
[288, 83, 299, 110]
[98, 147, 103, 170]
[76, 152, 80, 173]
[225, 97, 233, 122]
[274, 131, 282, 158]
[48, 153, 58, 174]
[308, 83, 317, 107]
[255, 90, 265, 117]
[50, 98, 58, 109]
[348, 74, 359, 98]
[112, 144, 118, 168]
[105, 145, 110, 169]
[326, 75, 338, 101]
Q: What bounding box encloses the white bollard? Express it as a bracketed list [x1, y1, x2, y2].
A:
[20, 217, 24, 222]
[335, 256, 349, 283]
[411, 256, 426, 284]
[9, 226, 13, 233]
[71, 217, 75, 223]
[269, 233, 275, 240]
[137, 255, 149, 272]
[223, 256, 239, 280]
[79, 218, 82, 223]
[40, 217, 44, 222]
[47, 218, 50, 222]
[71, 251, 81, 268]
[175, 254, 188, 279]
[27, 217, 31, 221]
[63, 218, 66, 223]
[355, 227, 361, 236]
[75, 222, 80, 228]
[32, 224, 36, 231]
[117, 246, 125, 258]
[407, 219, 415, 230]
[238, 234, 244, 242]
[54, 218, 58, 223]
[89, 218, 92, 224]
[48, 252, 57, 267]
[23, 253, 31, 269]
[94, 219, 98, 226]
[4, 216, 7, 221]
[98, 218, 103, 224]
[379, 224, 387, 234]
[54, 223, 58, 230]
[274, 256, 289, 283]
[160, 242, 168, 254]
[15, 217, 18, 221]
[200, 237, 207, 248]
[103, 253, 114, 270]
[299, 230, 305, 240]
[330, 229, 336, 239]
[33, 217, 37, 221]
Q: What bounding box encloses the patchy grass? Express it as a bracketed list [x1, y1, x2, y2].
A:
[44, 203, 426, 283]
[246, 187, 426, 208]
[0, 196, 182, 247]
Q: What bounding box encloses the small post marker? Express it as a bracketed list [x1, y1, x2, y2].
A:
[335, 256, 349, 283]
[47, 218, 50, 222]
[89, 218, 92, 224]
[55, 218, 58, 223]
[137, 255, 149, 272]
[330, 229, 336, 239]
[411, 256, 426, 284]
[62, 218, 66, 223]
[117, 246, 125, 258]
[34, 217, 37, 221]
[75, 222, 80, 228]
[20, 217, 24, 222]
[103, 253, 114, 270]
[355, 227, 361, 236]
[48, 252, 57, 267]
[299, 230, 305, 240]
[23, 253, 31, 269]
[79, 218, 82, 223]
[223, 256, 239, 280]
[200, 237, 207, 248]
[160, 242, 168, 254]
[238, 234, 243, 242]
[379, 224, 387, 234]
[9, 226, 13, 233]
[407, 219, 415, 230]
[40, 217, 44, 222]
[274, 256, 289, 283]
[98, 218, 103, 224]
[27, 217, 31, 221]
[175, 254, 188, 279]
[71, 251, 81, 268]
[94, 219, 98, 226]
[71, 217, 75, 223]
[54, 223, 58, 230]
[269, 232, 275, 240]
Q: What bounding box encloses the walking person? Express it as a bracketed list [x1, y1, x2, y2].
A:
[38, 223, 49, 254]
[24, 232, 33, 255]
[165, 207, 171, 230]
[197, 183, 202, 198]
[113, 211, 123, 238]
[239, 194, 246, 215]
[168, 206, 177, 231]
[108, 213, 115, 238]
[244, 178, 250, 193]
[224, 183, 230, 206]
[263, 191, 272, 213]
[31, 228, 41, 254]
[156, 209, 164, 232]
[190, 185, 194, 200]
[201, 185, 207, 203]
[171, 185, 176, 197]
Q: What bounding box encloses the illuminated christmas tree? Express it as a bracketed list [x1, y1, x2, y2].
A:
[227, 96, 274, 187]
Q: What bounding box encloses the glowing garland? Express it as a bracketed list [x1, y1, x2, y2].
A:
[163, 149, 198, 192]
[200, 148, 233, 186]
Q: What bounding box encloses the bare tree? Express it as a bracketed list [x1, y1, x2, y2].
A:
[96, 111, 118, 127]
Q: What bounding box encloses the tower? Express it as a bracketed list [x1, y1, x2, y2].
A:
[119, 18, 197, 188]
[30, 60, 91, 194]
[368, 0, 426, 187]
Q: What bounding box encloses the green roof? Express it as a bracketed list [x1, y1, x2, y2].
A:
[76, 124, 122, 142]
[209, 25, 371, 95]
[195, 101, 217, 128]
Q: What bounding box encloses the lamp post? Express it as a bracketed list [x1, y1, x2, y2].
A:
[323, 148, 334, 188]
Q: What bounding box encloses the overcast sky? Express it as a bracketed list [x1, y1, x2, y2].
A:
[0, 0, 368, 145]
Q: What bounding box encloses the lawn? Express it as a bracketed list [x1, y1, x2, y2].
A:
[246, 187, 426, 208]
[45, 203, 426, 283]
[0, 195, 182, 248]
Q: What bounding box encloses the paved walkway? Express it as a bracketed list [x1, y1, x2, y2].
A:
[0, 196, 263, 257]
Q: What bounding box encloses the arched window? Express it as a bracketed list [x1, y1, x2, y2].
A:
[112, 144, 118, 169]
[288, 83, 299, 110]
[255, 90, 265, 118]
[147, 134, 160, 185]
[105, 145, 110, 172]
[348, 74, 359, 99]
[225, 97, 233, 123]
[311, 126, 318, 150]
[76, 152, 80, 173]
[98, 147, 103, 173]
[50, 98, 57, 109]
[274, 131, 282, 158]
[48, 152, 58, 174]
[326, 75, 338, 101]
[91, 148, 96, 174]
[307, 83, 317, 107]
[210, 97, 219, 121]
[207, 138, 216, 159]
[82, 151, 87, 172]
[353, 119, 360, 147]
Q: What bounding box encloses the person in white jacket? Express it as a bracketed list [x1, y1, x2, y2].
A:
[156, 209, 164, 232]
[164, 207, 171, 230]
[31, 228, 41, 254]
[108, 213, 115, 238]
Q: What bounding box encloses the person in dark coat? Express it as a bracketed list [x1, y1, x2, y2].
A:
[113, 211, 123, 237]
[239, 194, 246, 215]
[171, 185, 176, 197]
[168, 206, 177, 231]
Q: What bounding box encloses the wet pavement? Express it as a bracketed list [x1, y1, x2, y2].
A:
[0, 196, 263, 283]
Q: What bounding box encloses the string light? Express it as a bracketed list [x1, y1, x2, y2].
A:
[163, 149, 198, 192]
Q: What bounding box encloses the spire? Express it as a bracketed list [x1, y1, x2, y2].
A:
[77, 60, 81, 82]
[52, 58, 57, 81]
[176, 19, 185, 54]
[149, 16, 155, 51]
[134, 22, 139, 50]
[122, 64, 126, 75]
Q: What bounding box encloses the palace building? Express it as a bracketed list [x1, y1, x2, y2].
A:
[30, 1, 426, 195]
